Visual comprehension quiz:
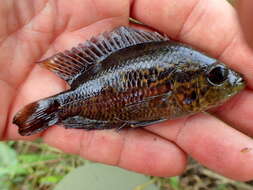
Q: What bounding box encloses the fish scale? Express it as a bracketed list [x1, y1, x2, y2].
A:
[13, 26, 245, 136]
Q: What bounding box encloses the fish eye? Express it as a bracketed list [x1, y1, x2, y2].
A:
[207, 65, 228, 86]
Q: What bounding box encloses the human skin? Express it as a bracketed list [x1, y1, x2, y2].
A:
[236, 0, 253, 49]
[1, 0, 253, 181]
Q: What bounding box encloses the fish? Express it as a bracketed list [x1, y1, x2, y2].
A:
[13, 26, 245, 136]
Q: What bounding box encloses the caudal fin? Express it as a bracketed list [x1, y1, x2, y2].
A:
[13, 98, 60, 136]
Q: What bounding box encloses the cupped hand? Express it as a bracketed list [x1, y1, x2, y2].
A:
[1, 0, 253, 181]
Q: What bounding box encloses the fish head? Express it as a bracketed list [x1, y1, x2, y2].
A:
[171, 48, 245, 112]
[197, 61, 245, 110]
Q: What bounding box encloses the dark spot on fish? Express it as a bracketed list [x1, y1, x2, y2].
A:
[159, 97, 169, 108]
[148, 68, 154, 75]
[164, 79, 172, 90]
[175, 72, 191, 83]
[190, 91, 197, 100]
[184, 91, 196, 105]
[147, 75, 157, 85]
[133, 71, 138, 80]
[177, 86, 187, 94]
[157, 67, 175, 80]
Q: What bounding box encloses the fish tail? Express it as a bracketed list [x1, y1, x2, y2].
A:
[13, 98, 61, 136]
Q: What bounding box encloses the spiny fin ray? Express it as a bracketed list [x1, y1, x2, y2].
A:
[38, 26, 169, 86]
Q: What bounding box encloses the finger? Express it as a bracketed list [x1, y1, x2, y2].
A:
[2, 0, 130, 86]
[42, 15, 128, 58]
[53, 0, 129, 32]
[236, 0, 253, 49]
[131, 0, 253, 88]
[43, 127, 187, 177]
[213, 89, 253, 137]
[0, 81, 14, 139]
[41, 0, 129, 53]
[1, 0, 56, 86]
[131, 0, 253, 144]
[146, 114, 253, 181]
[6, 65, 65, 141]
[8, 0, 128, 139]
[7, 19, 128, 140]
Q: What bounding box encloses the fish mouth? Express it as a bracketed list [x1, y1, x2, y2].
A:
[228, 69, 245, 88]
[235, 75, 244, 84]
[232, 75, 246, 93]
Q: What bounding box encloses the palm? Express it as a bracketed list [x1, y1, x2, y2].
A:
[1, 0, 253, 181]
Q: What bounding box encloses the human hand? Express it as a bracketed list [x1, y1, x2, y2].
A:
[236, 0, 253, 49]
[1, 0, 253, 181]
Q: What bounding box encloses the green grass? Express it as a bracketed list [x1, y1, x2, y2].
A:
[1, 139, 252, 190]
[0, 140, 85, 190]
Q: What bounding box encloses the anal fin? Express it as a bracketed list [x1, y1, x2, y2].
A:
[115, 118, 167, 129]
[128, 119, 168, 128]
[62, 116, 120, 130]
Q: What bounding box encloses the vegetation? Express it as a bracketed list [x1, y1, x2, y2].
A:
[0, 140, 252, 190]
[0, 140, 85, 190]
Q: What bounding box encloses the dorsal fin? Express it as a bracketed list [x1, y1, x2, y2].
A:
[39, 26, 169, 86]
